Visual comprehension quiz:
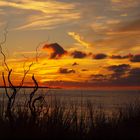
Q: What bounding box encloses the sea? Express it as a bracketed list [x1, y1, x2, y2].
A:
[0, 88, 140, 113]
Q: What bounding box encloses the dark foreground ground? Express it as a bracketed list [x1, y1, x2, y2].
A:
[0, 100, 140, 140]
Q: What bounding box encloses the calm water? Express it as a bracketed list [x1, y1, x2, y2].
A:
[0, 88, 140, 112]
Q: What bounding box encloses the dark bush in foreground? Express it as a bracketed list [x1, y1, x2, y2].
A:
[0, 100, 140, 140]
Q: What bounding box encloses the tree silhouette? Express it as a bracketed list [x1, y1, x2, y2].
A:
[0, 27, 44, 123]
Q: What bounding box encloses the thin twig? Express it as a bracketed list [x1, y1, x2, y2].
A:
[0, 27, 9, 71]
[2, 72, 10, 99]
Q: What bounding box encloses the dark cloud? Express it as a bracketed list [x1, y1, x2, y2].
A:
[108, 64, 131, 79]
[110, 55, 123, 59]
[93, 53, 107, 59]
[72, 62, 79, 66]
[81, 69, 88, 71]
[42, 42, 140, 63]
[90, 74, 108, 81]
[130, 54, 140, 62]
[87, 66, 140, 87]
[71, 51, 87, 58]
[49, 67, 140, 88]
[110, 54, 132, 59]
[43, 43, 67, 59]
[108, 64, 130, 73]
[109, 67, 140, 86]
[59, 68, 75, 74]
[129, 68, 140, 77]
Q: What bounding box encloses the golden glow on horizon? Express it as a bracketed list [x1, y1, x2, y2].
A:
[0, 55, 140, 88]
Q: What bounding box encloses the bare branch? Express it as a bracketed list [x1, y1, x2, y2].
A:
[2, 72, 10, 99]
[28, 74, 39, 116]
[0, 26, 9, 72]
[8, 69, 16, 93]
[17, 62, 34, 91]
[35, 41, 45, 62]
[7, 69, 17, 108]
[35, 37, 50, 63]
[32, 96, 44, 113]
[0, 26, 46, 121]
[0, 26, 8, 45]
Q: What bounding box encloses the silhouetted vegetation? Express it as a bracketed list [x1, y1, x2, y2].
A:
[0, 97, 140, 140]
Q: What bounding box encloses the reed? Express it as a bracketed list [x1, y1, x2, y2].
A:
[0, 96, 140, 140]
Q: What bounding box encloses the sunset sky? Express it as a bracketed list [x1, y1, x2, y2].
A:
[0, 0, 140, 89]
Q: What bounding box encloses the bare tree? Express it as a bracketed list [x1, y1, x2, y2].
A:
[0, 27, 45, 122]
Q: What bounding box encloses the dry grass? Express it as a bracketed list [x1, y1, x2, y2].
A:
[0, 96, 140, 140]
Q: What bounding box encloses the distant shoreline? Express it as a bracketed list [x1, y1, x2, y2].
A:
[0, 86, 64, 90]
[0, 86, 140, 91]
